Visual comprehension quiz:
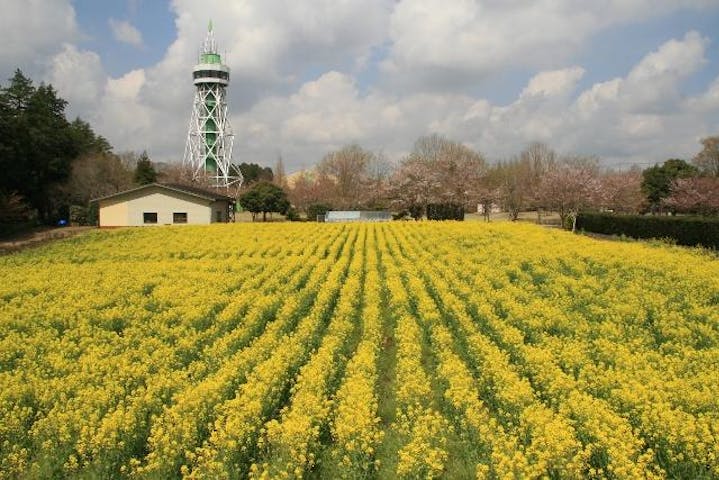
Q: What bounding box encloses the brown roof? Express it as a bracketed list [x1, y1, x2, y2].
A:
[161, 183, 235, 201]
[92, 183, 235, 203]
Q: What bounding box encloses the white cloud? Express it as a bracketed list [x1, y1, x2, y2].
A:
[45, 44, 104, 117]
[109, 19, 144, 48]
[6, 1, 718, 172]
[620, 31, 708, 113]
[576, 79, 621, 118]
[520, 67, 585, 98]
[688, 75, 719, 111]
[164, 0, 390, 86]
[0, 0, 78, 79]
[96, 69, 155, 151]
[106, 69, 145, 100]
[228, 31, 719, 170]
[381, 0, 716, 90]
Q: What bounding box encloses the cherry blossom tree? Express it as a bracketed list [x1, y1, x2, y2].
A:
[536, 156, 602, 231]
[663, 176, 719, 215]
[600, 168, 645, 213]
[390, 134, 486, 216]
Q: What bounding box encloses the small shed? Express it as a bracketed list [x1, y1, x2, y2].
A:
[93, 183, 234, 227]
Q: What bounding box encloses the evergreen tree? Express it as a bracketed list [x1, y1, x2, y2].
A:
[134, 151, 157, 185]
[0, 70, 79, 221]
[642, 159, 698, 211]
[69, 118, 113, 156]
[238, 162, 273, 184]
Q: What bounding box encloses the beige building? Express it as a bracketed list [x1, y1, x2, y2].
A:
[94, 183, 234, 227]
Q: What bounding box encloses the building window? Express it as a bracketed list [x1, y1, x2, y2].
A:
[143, 212, 158, 224]
[215, 210, 222, 222]
[173, 212, 188, 224]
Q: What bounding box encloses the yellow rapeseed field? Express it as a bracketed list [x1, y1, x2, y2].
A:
[1, 222, 718, 479]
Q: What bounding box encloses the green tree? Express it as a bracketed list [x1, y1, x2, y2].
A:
[238, 162, 273, 184]
[642, 159, 698, 211]
[134, 151, 157, 185]
[0, 70, 80, 221]
[239, 181, 289, 221]
[69, 118, 113, 156]
[307, 203, 332, 221]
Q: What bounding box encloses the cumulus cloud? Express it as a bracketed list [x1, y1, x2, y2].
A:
[381, 0, 716, 91]
[229, 31, 719, 170]
[0, 0, 78, 79]
[163, 0, 390, 90]
[7, 0, 719, 172]
[520, 67, 585, 99]
[96, 69, 155, 151]
[688, 75, 719, 112]
[45, 44, 105, 118]
[109, 19, 144, 48]
[63, 0, 393, 160]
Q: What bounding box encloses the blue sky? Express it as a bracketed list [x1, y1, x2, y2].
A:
[68, 2, 719, 100]
[2, 1, 719, 171]
[575, 8, 719, 96]
[71, 0, 176, 77]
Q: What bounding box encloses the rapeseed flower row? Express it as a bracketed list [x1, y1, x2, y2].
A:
[250, 226, 367, 479]
[326, 227, 384, 478]
[382, 230, 450, 479]
[0, 221, 717, 478]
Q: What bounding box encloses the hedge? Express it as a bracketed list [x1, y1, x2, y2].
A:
[576, 212, 719, 249]
[426, 203, 464, 221]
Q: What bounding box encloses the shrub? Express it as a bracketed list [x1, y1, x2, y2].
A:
[285, 207, 302, 222]
[393, 210, 409, 221]
[69, 205, 88, 226]
[307, 203, 332, 222]
[408, 204, 424, 220]
[576, 213, 719, 249]
[426, 203, 464, 221]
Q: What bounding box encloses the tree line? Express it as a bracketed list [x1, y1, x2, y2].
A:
[2, 69, 717, 229]
[275, 134, 719, 228]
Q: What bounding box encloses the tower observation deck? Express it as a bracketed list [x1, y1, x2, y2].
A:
[183, 21, 242, 188]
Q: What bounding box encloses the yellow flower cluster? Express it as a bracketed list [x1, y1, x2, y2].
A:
[0, 221, 717, 479]
[136, 235, 340, 478]
[184, 227, 360, 479]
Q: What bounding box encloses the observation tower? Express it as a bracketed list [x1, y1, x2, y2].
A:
[183, 21, 242, 188]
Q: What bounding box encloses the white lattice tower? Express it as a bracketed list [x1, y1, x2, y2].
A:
[183, 21, 242, 188]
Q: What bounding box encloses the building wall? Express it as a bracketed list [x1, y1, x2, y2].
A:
[325, 211, 392, 222]
[210, 200, 230, 223]
[98, 199, 129, 227]
[99, 186, 223, 226]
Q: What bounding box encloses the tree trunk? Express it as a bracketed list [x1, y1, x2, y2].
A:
[558, 206, 567, 229]
[263, 211, 267, 222]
